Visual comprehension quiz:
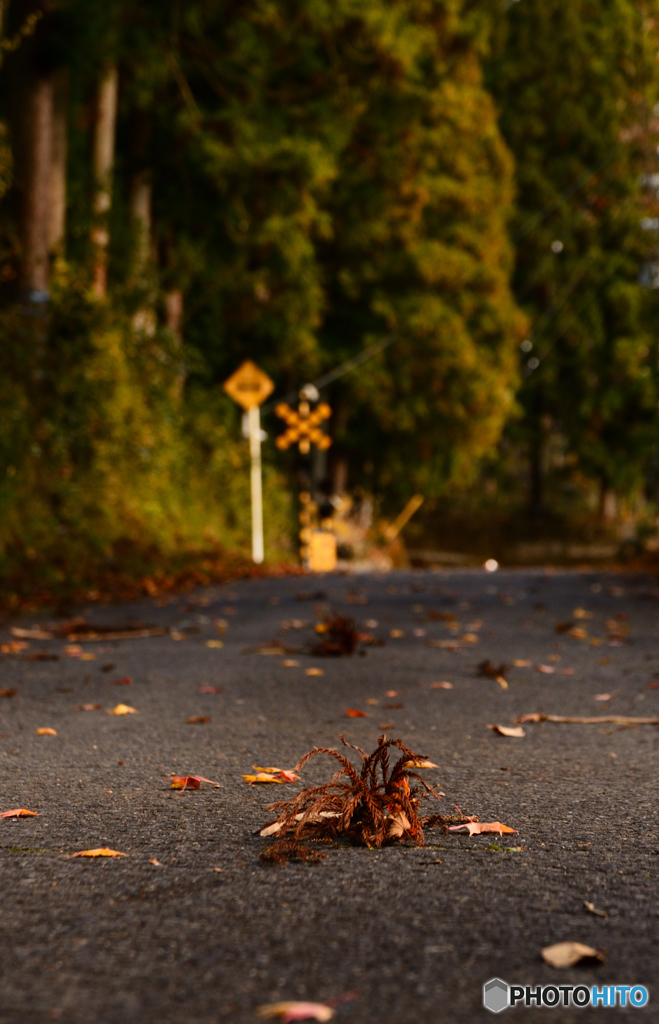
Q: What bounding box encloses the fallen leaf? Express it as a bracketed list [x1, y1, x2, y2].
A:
[75, 703, 103, 711]
[594, 693, 615, 702]
[256, 1001, 334, 1023]
[431, 681, 453, 689]
[79, 653, 97, 661]
[198, 686, 223, 694]
[379, 722, 395, 729]
[560, 668, 575, 675]
[573, 608, 594, 620]
[305, 668, 324, 677]
[243, 766, 300, 785]
[448, 821, 518, 836]
[282, 659, 299, 667]
[0, 808, 39, 818]
[68, 848, 128, 859]
[513, 659, 532, 667]
[412, 628, 426, 637]
[567, 627, 587, 640]
[382, 703, 403, 710]
[109, 676, 132, 686]
[386, 689, 401, 697]
[478, 660, 507, 678]
[366, 698, 379, 706]
[107, 704, 139, 715]
[536, 664, 556, 674]
[403, 759, 440, 768]
[461, 633, 479, 643]
[496, 676, 508, 690]
[584, 900, 607, 919]
[541, 941, 604, 969]
[487, 725, 525, 738]
[186, 715, 210, 724]
[36, 727, 57, 735]
[548, 654, 561, 662]
[27, 652, 58, 661]
[388, 811, 411, 838]
[647, 682, 659, 689]
[555, 621, 574, 634]
[65, 645, 83, 657]
[599, 657, 610, 666]
[206, 640, 224, 649]
[345, 708, 367, 717]
[389, 629, 404, 638]
[170, 775, 220, 790]
[427, 639, 460, 651]
[0, 688, 17, 699]
[149, 858, 164, 866]
[10, 627, 51, 640]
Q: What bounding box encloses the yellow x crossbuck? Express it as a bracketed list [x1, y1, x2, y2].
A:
[275, 401, 332, 454]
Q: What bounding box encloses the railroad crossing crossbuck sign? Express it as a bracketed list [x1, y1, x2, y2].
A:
[274, 400, 332, 454]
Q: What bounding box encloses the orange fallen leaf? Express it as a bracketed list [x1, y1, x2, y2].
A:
[198, 686, 223, 694]
[149, 858, 164, 866]
[513, 659, 532, 667]
[68, 847, 128, 858]
[36, 727, 57, 736]
[461, 633, 479, 644]
[170, 775, 221, 790]
[345, 708, 367, 718]
[542, 941, 604, 968]
[109, 676, 132, 686]
[448, 820, 518, 836]
[1, 640, 29, 653]
[282, 659, 299, 667]
[573, 608, 594, 620]
[186, 715, 211, 724]
[431, 681, 453, 689]
[243, 766, 300, 785]
[0, 687, 17, 698]
[0, 808, 39, 818]
[75, 703, 103, 711]
[366, 698, 379, 705]
[107, 704, 138, 715]
[305, 668, 324, 677]
[257, 1002, 334, 1023]
[389, 629, 404, 638]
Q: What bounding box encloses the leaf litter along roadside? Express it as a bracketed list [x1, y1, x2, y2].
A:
[257, 735, 509, 852]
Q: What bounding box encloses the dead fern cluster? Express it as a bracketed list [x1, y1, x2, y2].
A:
[260, 735, 466, 848]
[259, 839, 328, 866]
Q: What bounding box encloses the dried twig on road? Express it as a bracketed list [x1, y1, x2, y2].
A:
[518, 713, 659, 725]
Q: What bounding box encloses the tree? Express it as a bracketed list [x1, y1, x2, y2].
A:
[488, 0, 659, 518]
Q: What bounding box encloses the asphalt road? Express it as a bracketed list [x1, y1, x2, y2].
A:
[0, 568, 657, 1024]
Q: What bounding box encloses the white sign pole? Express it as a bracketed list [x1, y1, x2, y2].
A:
[248, 405, 264, 564]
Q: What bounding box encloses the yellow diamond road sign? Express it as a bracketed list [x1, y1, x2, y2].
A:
[223, 360, 274, 410]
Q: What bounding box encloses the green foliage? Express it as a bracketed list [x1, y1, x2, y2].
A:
[488, 0, 659, 508]
[0, 275, 292, 590]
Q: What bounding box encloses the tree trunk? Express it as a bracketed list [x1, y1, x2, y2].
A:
[49, 68, 68, 254]
[599, 481, 617, 522]
[21, 72, 53, 299]
[164, 287, 185, 397]
[91, 65, 118, 297]
[129, 170, 152, 275]
[529, 433, 543, 518]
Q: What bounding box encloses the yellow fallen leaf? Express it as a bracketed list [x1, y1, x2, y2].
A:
[257, 1002, 334, 1022]
[495, 676, 508, 690]
[488, 724, 525, 738]
[542, 941, 604, 968]
[389, 628, 404, 638]
[461, 633, 479, 643]
[305, 667, 324, 677]
[206, 640, 224, 649]
[79, 652, 97, 661]
[68, 847, 128, 858]
[573, 608, 594, 620]
[107, 704, 139, 715]
[403, 759, 440, 768]
[513, 659, 532, 667]
[36, 727, 57, 736]
[283, 659, 299, 667]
